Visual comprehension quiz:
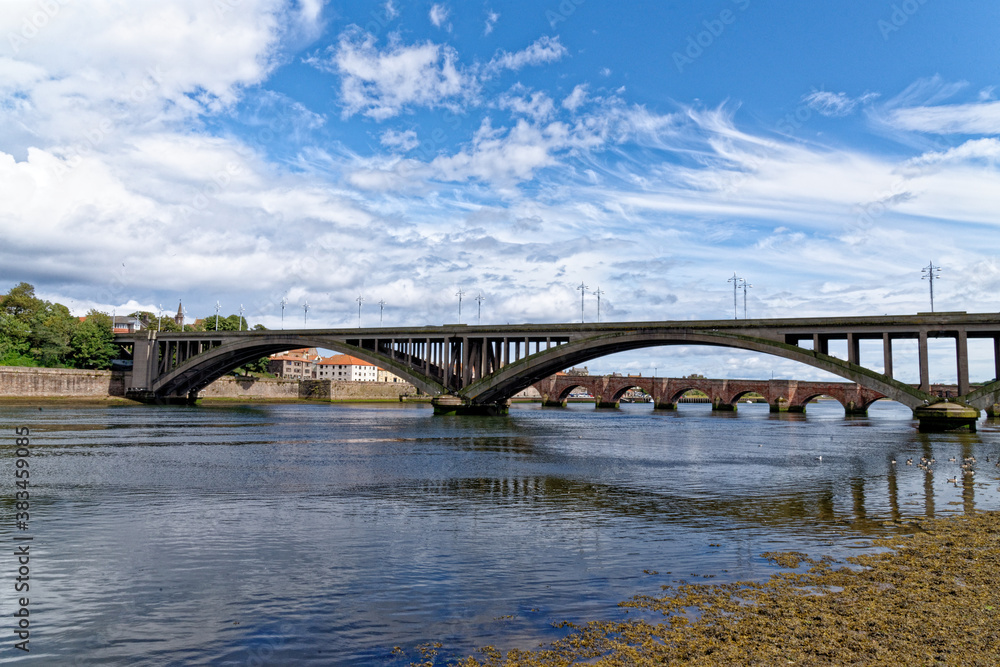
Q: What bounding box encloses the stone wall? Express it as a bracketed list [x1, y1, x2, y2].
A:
[199, 376, 300, 400]
[0, 366, 128, 398]
[299, 380, 417, 401]
[0, 367, 417, 402]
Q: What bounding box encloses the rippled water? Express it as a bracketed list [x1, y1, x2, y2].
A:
[2, 400, 1000, 665]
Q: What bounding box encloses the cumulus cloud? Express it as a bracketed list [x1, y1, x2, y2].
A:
[380, 128, 420, 152]
[498, 87, 555, 121]
[562, 84, 589, 111]
[312, 28, 473, 120]
[485, 35, 567, 74]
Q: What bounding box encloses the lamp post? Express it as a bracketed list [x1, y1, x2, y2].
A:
[303, 301, 309, 326]
[593, 287, 604, 323]
[727, 273, 741, 319]
[475, 292, 485, 325]
[356, 294, 364, 328]
[157, 304, 163, 331]
[577, 282, 588, 323]
[378, 299, 386, 327]
[280, 297, 287, 330]
[238, 304, 245, 331]
[740, 278, 752, 319]
[456, 288, 465, 323]
[214, 301, 221, 331]
[921, 261, 941, 312]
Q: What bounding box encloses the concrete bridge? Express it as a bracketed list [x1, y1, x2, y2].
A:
[115, 312, 1000, 430]
[532, 374, 961, 415]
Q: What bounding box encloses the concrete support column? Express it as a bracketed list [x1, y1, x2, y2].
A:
[847, 333, 860, 365]
[918, 331, 929, 392]
[994, 337, 1000, 382]
[883, 333, 893, 379]
[443, 337, 452, 388]
[956, 330, 970, 396]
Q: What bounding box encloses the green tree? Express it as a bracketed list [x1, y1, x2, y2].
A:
[70, 310, 118, 369]
[30, 302, 77, 366]
[197, 313, 249, 331]
[0, 311, 33, 366]
[1, 282, 44, 323]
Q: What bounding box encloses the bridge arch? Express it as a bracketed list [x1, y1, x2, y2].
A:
[465, 330, 928, 410]
[148, 335, 446, 400]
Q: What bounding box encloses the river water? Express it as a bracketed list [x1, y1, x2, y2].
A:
[2, 400, 999, 665]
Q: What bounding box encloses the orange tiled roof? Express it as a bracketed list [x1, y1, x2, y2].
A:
[320, 354, 374, 367]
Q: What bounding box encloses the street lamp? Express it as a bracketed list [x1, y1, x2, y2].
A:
[303, 301, 309, 326]
[157, 304, 163, 331]
[280, 297, 287, 330]
[577, 282, 588, 323]
[740, 278, 752, 319]
[238, 304, 245, 331]
[456, 288, 466, 323]
[727, 273, 741, 320]
[214, 301, 221, 331]
[593, 287, 604, 323]
[356, 294, 364, 328]
[921, 261, 941, 312]
[475, 292, 485, 325]
[378, 299, 386, 327]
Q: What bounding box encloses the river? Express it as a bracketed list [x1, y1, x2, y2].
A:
[1, 400, 999, 665]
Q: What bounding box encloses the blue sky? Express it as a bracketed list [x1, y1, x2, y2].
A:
[2, 0, 999, 381]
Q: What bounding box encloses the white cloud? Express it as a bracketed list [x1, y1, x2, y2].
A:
[498, 87, 555, 122]
[383, 0, 399, 20]
[429, 4, 450, 28]
[886, 100, 1000, 135]
[380, 128, 420, 152]
[484, 10, 499, 35]
[802, 90, 878, 117]
[313, 28, 474, 120]
[562, 84, 589, 111]
[485, 35, 567, 74]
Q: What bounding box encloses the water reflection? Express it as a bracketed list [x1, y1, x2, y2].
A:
[1, 400, 999, 666]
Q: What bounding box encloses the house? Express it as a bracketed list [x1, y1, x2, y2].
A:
[316, 354, 378, 382]
[268, 348, 320, 379]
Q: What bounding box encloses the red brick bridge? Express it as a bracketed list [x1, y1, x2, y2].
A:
[532, 375, 960, 415]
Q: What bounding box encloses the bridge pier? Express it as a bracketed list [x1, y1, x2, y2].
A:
[653, 401, 677, 410]
[712, 398, 737, 412]
[431, 394, 509, 416]
[595, 400, 620, 409]
[844, 401, 868, 417]
[913, 401, 979, 432]
[985, 403, 1000, 419]
[541, 399, 567, 408]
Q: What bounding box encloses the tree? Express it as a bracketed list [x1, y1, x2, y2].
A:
[70, 311, 118, 369]
[30, 302, 77, 366]
[1, 282, 44, 323]
[0, 311, 33, 366]
[197, 313, 248, 331]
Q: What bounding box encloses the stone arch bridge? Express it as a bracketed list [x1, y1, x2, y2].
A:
[532, 374, 961, 415]
[116, 312, 1000, 430]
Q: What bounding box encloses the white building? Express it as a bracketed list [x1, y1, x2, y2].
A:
[377, 368, 405, 383]
[317, 354, 378, 381]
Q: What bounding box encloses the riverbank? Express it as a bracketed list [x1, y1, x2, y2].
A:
[450, 510, 1000, 666]
[0, 365, 420, 403]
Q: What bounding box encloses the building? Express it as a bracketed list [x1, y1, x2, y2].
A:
[317, 354, 378, 382]
[377, 368, 405, 383]
[268, 348, 320, 379]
